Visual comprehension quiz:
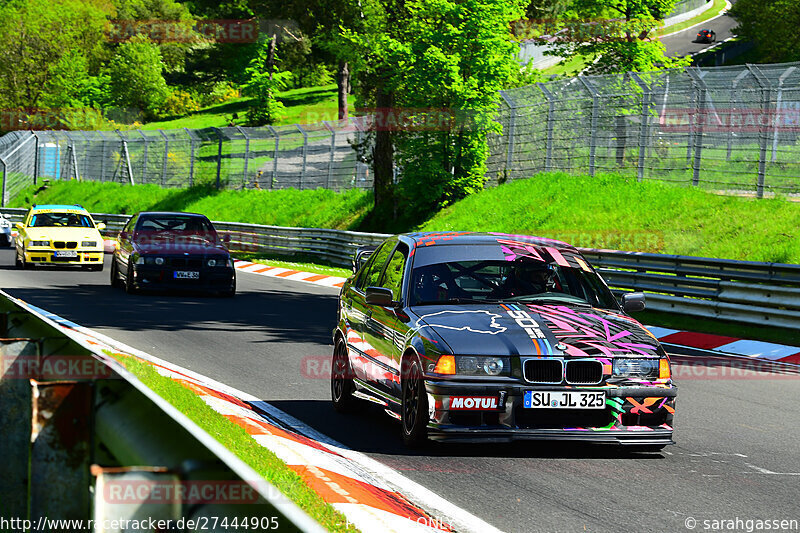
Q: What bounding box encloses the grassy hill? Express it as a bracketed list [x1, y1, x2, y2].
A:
[12, 172, 800, 263]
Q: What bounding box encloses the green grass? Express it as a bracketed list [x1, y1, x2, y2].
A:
[112, 353, 358, 532]
[139, 85, 354, 131]
[11, 181, 372, 230]
[420, 172, 800, 264]
[236, 253, 352, 278]
[542, 54, 595, 77]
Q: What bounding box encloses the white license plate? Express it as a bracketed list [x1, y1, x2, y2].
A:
[54, 251, 78, 258]
[174, 271, 200, 279]
[524, 391, 606, 409]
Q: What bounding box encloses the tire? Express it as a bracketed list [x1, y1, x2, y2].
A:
[219, 275, 236, 297]
[15, 251, 22, 269]
[331, 338, 357, 413]
[124, 263, 138, 294]
[110, 259, 123, 288]
[401, 355, 429, 447]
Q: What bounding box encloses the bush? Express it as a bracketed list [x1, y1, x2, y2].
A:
[158, 90, 201, 118]
[106, 35, 170, 119]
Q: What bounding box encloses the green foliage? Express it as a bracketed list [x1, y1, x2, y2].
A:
[242, 40, 290, 125]
[343, 0, 526, 218]
[106, 35, 171, 119]
[730, 0, 800, 63]
[158, 90, 201, 118]
[545, 0, 692, 73]
[0, 0, 113, 110]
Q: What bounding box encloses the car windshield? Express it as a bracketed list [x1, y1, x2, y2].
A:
[134, 216, 217, 243]
[410, 259, 619, 309]
[30, 212, 94, 228]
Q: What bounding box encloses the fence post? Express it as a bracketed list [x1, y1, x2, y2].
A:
[297, 124, 308, 189]
[0, 157, 6, 207]
[268, 126, 278, 189]
[499, 91, 516, 180]
[747, 64, 771, 199]
[138, 130, 148, 183]
[158, 130, 169, 187]
[631, 72, 651, 182]
[184, 128, 195, 186]
[32, 133, 39, 186]
[213, 127, 224, 190]
[686, 68, 707, 187]
[771, 66, 795, 163]
[578, 76, 599, 176]
[236, 126, 250, 188]
[535, 83, 555, 173]
[116, 130, 134, 185]
[727, 70, 749, 161]
[97, 130, 107, 181]
[322, 121, 336, 189]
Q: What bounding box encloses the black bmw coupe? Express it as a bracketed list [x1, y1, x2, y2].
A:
[111, 211, 236, 296]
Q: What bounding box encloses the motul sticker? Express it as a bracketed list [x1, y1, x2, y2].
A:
[450, 396, 499, 410]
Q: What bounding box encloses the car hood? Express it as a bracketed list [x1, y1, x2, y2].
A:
[410, 302, 663, 359]
[133, 241, 229, 255]
[25, 227, 102, 241]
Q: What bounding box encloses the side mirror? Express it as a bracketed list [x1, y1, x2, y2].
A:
[622, 292, 646, 313]
[365, 286, 395, 307]
[119, 231, 128, 241]
[15, 222, 23, 230]
[96, 222, 106, 231]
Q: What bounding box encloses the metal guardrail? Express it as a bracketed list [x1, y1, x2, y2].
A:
[0, 290, 323, 531]
[3, 206, 798, 328]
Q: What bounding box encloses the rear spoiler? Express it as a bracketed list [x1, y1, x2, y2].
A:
[352, 245, 378, 273]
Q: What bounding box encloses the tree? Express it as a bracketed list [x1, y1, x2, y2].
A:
[730, 0, 800, 63]
[242, 38, 290, 125]
[344, 0, 525, 218]
[106, 35, 171, 118]
[0, 0, 113, 110]
[543, 0, 691, 73]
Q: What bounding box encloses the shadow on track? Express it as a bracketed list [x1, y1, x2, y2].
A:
[264, 399, 666, 460]
[4, 277, 338, 346]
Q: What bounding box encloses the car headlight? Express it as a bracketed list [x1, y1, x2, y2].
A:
[81, 241, 97, 247]
[434, 356, 510, 376]
[30, 240, 49, 247]
[142, 256, 165, 265]
[207, 258, 217, 267]
[612, 358, 659, 378]
[134, 254, 144, 265]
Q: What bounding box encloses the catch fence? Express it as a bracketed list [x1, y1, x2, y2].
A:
[3, 63, 800, 204]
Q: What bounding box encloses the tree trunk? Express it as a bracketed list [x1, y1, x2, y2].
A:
[373, 86, 395, 217]
[266, 34, 277, 81]
[337, 60, 349, 121]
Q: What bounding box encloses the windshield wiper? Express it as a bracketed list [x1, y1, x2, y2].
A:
[506, 295, 591, 306]
[413, 297, 500, 306]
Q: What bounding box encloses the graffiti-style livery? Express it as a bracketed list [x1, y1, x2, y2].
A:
[333, 232, 675, 449]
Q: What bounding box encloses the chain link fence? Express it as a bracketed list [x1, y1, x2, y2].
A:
[490, 62, 800, 197]
[3, 63, 800, 205]
[0, 118, 373, 205]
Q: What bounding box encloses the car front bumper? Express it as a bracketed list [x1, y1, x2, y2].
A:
[132, 265, 235, 292]
[425, 380, 676, 445]
[24, 249, 104, 265]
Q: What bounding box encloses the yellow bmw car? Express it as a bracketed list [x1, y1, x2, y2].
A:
[15, 204, 106, 270]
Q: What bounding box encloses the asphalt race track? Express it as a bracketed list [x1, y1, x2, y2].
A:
[3, 250, 799, 532]
[661, 1, 739, 58]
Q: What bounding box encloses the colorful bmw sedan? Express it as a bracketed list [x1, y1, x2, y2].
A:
[15, 204, 106, 270]
[332, 232, 676, 450]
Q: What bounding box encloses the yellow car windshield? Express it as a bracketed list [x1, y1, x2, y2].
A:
[30, 213, 94, 228]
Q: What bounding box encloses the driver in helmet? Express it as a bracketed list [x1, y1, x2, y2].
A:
[494, 261, 556, 298]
